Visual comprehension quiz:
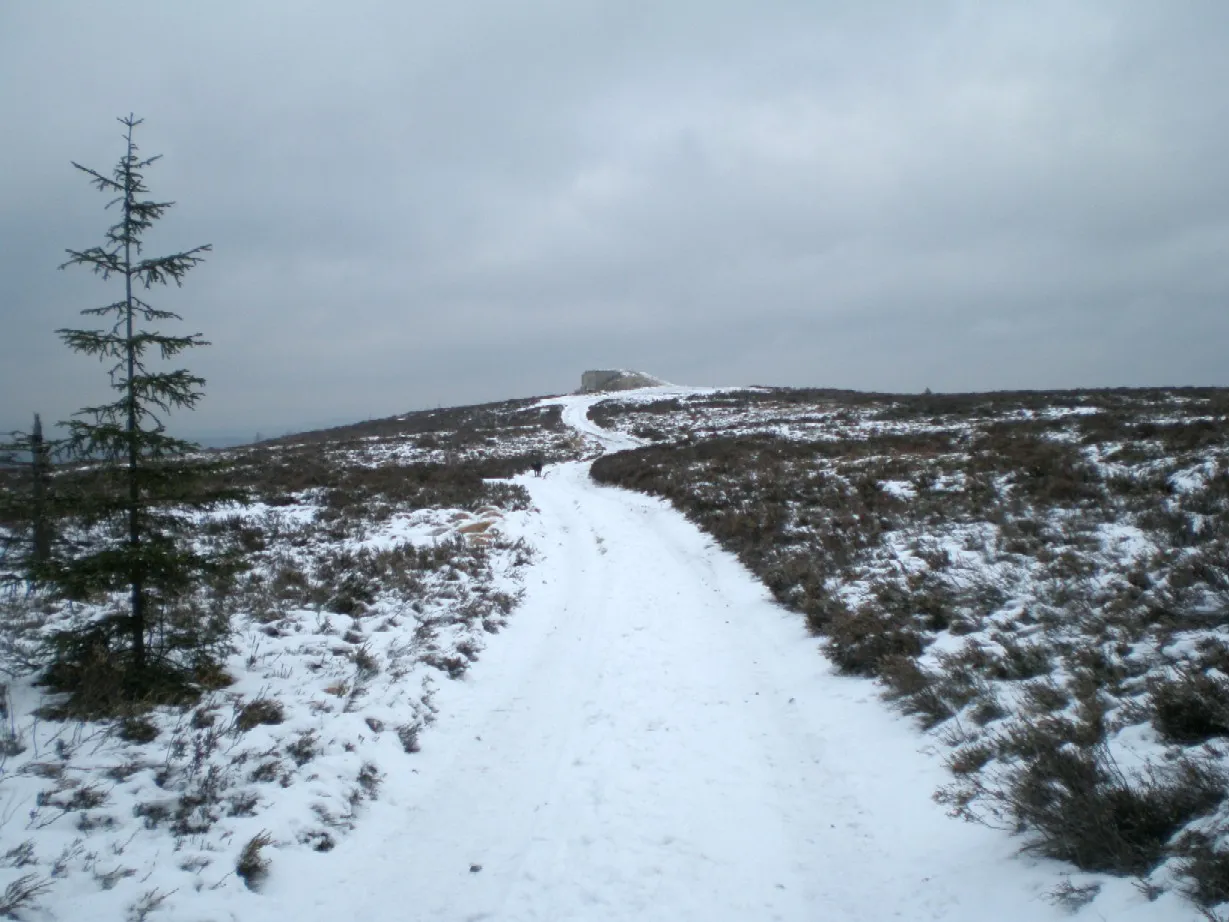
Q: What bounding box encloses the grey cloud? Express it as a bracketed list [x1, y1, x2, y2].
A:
[3, 1, 1229, 440]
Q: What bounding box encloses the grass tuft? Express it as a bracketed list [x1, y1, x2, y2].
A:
[236, 831, 273, 891]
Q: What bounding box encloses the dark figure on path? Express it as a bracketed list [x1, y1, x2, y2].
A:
[531, 454, 544, 477]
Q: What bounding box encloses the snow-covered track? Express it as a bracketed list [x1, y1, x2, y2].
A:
[248, 391, 1188, 921]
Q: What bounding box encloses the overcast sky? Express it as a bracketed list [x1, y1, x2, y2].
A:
[3, 1, 1228, 440]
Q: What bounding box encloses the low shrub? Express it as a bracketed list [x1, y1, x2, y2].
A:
[991, 637, 1052, 681]
[1006, 747, 1224, 874]
[968, 692, 1008, 726]
[117, 716, 160, 743]
[947, 741, 995, 775]
[236, 831, 272, 890]
[1150, 669, 1229, 744]
[1045, 879, 1101, 913]
[878, 655, 954, 728]
[397, 723, 421, 754]
[249, 760, 282, 784]
[356, 762, 382, 799]
[286, 730, 318, 766]
[1177, 832, 1229, 908]
[826, 606, 925, 677]
[1021, 679, 1071, 715]
[0, 874, 53, 918]
[37, 626, 204, 719]
[235, 698, 284, 732]
[352, 644, 380, 676]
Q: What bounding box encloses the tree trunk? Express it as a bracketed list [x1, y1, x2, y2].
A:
[122, 122, 145, 676]
[30, 413, 51, 570]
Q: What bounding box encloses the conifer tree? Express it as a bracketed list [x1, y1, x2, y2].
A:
[0, 413, 58, 586]
[29, 414, 52, 570]
[53, 115, 224, 700]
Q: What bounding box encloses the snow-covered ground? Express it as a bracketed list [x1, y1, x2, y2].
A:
[0, 501, 534, 921]
[0, 386, 1211, 919]
[537, 385, 725, 454]
[242, 390, 1195, 921]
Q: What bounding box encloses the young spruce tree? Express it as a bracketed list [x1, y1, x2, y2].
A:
[53, 115, 226, 704]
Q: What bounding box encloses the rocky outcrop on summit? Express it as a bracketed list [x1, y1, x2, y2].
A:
[579, 370, 666, 393]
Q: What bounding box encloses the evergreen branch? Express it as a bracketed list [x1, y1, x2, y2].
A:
[136, 245, 212, 287]
[56, 328, 127, 359]
[115, 205, 166, 247]
[133, 333, 210, 358]
[59, 329, 207, 366]
[62, 389, 195, 437]
[128, 199, 174, 222]
[57, 418, 197, 465]
[130, 370, 207, 412]
[80, 299, 131, 317]
[0, 433, 67, 463]
[60, 246, 123, 277]
[132, 433, 203, 458]
[129, 295, 183, 321]
[70, 161, 123, 193]
[67, 396, 163, 431]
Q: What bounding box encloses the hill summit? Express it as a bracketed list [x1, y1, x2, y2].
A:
[579, 369, 667, 393]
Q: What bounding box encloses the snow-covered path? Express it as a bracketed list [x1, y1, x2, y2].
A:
[251, 396, 1189, 922]
[540, 390, 655, 452]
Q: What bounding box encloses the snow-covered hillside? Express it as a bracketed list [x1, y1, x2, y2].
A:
[589, 385, 1229, 918]
[242, 438, 1192, 922]
[0, 385, 1222, 920]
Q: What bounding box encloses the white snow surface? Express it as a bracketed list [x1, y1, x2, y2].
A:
[240, 389, 1193, 922]
[539, 385, 729, 454]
